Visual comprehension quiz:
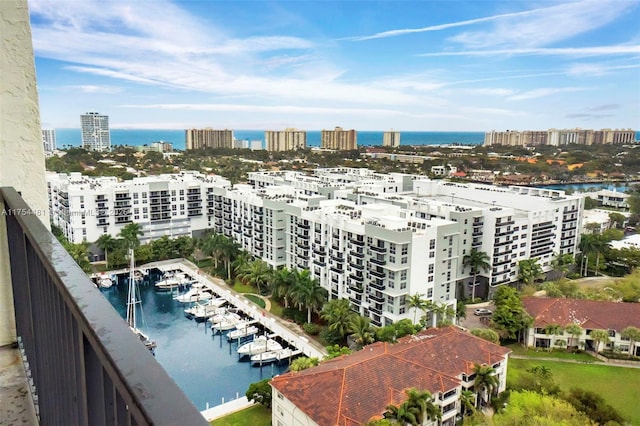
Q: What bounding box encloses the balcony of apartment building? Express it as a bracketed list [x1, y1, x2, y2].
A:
[0, 187, 208, 425]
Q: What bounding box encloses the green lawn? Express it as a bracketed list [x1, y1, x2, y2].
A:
[268, 300, 284, 317]
[231, 280, 257, 294]
[506, 343, 597, 362]
[244, 294, 266, 308]
[209, 404, 271, 426]
[508, 358, 640, 424]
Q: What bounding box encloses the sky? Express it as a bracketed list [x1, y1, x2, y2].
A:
[30, 0, 640, 132]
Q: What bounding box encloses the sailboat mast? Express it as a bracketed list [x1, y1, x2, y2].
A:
[126, 248, 136, 328]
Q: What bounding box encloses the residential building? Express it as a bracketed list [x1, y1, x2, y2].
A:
[383, 130, 401, 147]
[321, 126, 357, 150]
[137, 141, 173, 153]
[47, 171, 230, 245]
[271, 326, 511, 426]
[1, 2, 206, 423]
[593, 189, 629, 210]
[484, 128, 636, 147]
[265, 128, 306, 151]
[522, 297, 640, 356]
[185, 128, 233, 150]
[42, 128, 56, 152]
[80, 112, 111, 152]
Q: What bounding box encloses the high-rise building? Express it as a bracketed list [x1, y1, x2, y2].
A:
[485, 128, 636, 147]
[321, 127, 357, 150]
[185, 128, 233, 150]
[265, 128, 306, 151]
[383, 130, 400, 147]
[42, 129, 56, 152]
[80, 112, 111, 152]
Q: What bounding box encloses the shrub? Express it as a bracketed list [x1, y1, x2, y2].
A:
[563, 387, 626, 425]
[319, 327, 344, 346]
[302, 322, 321, 335]
[283, 307, 306, 324]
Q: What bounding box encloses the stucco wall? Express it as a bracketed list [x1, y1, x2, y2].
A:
[0, 0, 50, 345]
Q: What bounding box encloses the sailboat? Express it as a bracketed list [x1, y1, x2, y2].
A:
[127, 248, 156, 352]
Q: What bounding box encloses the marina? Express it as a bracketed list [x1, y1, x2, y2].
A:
[98, 259, 326, 412]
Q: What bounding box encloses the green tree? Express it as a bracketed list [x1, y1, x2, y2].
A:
[384, 400, 419, 426]
[584, 196, 598, 210]
[290, 356, 319, 372]
[432, 302, 456, 327]
[407, 293, 429, 324]
[491, 287, 533, 341]
[237, 259, 271, 295]
[473, 363, 499, 408]
[589, 329, 610, 353]
[65, 242, 92, 273]
[518, 258, 543, 286]
[565, 323, 583, 349]
[459, 389, 476, 418]
[463, 249, 491, 301]
[118, 222, 143, 250]
[270, 267, 295, 307]
[470, 328, 500, 344]
[321, 298, 356, 338]
[324, 345, 352, 360]
[621, 326, 640, 356]
[95, 234, 118, 266]
[564, 387, 626, 425]
[493, 391, 596, 425]
[405, 388, 441, 425]
[348, 315, 375, 347]
[551, 253, 574, 279]
[609, 212, 626, 229]
[245, 379, 272, 408]
[628, 194, 640, 215]
[290, 270, 327, 323]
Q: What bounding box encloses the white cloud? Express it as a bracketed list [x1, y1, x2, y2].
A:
[508, 87, 585, 101]
[566, 63, 640, 77]
[418, 45, 640, 57]
[67, 85, 123, 94]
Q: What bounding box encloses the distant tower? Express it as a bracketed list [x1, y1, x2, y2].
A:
[185, 128, 234, 150]
[383, 130, 400, 147]
[321, 127, 357, 150]
[80, 112, 111, 151]
[42, 129, 56, 152]
[265, 128, 306, 151]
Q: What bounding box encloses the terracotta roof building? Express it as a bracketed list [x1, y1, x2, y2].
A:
[270, 327, 511, 426]
[522, 297, 640, 355]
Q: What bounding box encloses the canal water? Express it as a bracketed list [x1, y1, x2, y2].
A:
[102, 276, 288, 411]
[539, 182, 632, 192]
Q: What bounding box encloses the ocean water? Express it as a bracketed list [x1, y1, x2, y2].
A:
[54, 128, 485, 151]
[103, 279, 288, 410]
[541, 183, 631, 192]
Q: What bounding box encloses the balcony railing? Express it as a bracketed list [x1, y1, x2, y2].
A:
[1, 187, 207, 426]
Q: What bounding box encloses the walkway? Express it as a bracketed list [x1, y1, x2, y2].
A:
[200, 396, 253, 422]
[0, 344, 38, 425]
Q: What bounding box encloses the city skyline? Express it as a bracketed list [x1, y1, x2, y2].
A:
[31, 0, 640, 131]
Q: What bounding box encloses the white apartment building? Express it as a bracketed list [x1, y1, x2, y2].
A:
[265, 129, 306, 151]
[42, 129, 56, 152]
[47, 171, 230, 244]
[80, 112, 111, 152]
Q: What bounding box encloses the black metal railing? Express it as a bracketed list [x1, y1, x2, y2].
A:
[1, 187, 207, 426]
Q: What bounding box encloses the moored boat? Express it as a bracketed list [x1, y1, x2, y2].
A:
[228, 325, 260, 341]
[174, 286, 213, 303]
[211, 313, 242, 332]
[237, 335, 282, 357]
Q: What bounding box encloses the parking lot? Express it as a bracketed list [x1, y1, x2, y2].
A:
[459, 303, 494, 330]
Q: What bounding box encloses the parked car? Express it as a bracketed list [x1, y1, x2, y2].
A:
[474, 308, 492, 316]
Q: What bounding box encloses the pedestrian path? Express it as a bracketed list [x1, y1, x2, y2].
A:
[200, 396, 253, 422]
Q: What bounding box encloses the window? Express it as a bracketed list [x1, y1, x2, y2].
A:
[428, 264, 434, 274]
[429, 239, 436, 249]
[429, 251, 435, 258]
[400, 271, 407, 280]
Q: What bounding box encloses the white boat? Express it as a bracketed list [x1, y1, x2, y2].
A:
[237, 336, 282, 357]
[98, 275, 114, 288]
[184, 304, 226, 322]
[155, 272, 191, 291]
[250, 350, 279, 365]
[211, 313, 242, 332]
[174, 287, 213, 303]
[126, 248, 156, 352]
[228, 325, 260, 341]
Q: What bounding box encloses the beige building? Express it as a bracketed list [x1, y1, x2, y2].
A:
[265, 128, 306, 151]
[185, 128, 233, 150]
[382, 130, 401, 147]
[485, 128, 636, 147]
[321, 126, 357, 150]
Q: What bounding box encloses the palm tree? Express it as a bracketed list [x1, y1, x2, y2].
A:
[473, 364, 499, 409]
[200, 231, 226, 269]
[321, 298, 356, 338]
[407, 293, 429, 324]
[348, 315, 374, 347]
[119, 223, 143, 250]
[219, 237, 240, 280]
[621, 326, 640, 357]
[405, 388, 441, 425]
[544, 324, 564, 349]
[550, 252, 574, 279]
[290, 270, 327, 323]
[95, 234, 117, 266]
[432, 302, 455, 328]
[237, 259, 271, 295]
[463, 249, 491, 301]
[565, 323, 583, 349]
[270, 267, 295, 307]
[384, 401, 419, 426]
[518, 258, 543, 287]
[590, 329, 610, 353]
[591, 234, 610, 276]
[459, 389, 476, 417]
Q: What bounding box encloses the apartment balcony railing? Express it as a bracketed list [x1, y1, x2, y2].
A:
[1, 187, 207, 426]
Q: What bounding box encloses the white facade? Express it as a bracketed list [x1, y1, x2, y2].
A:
[42, 129, 56, 152]
[47, 171, 230, 245]
[383, 130, 401, 147]
[594, 189, 629, 209]
[80, 112, 111, 152]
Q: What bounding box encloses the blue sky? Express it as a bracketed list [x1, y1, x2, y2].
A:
[30, 0, 640, 131]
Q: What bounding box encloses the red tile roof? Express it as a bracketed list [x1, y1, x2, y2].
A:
[522, 297, 640, 330]
[270, 326, 510, 426]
